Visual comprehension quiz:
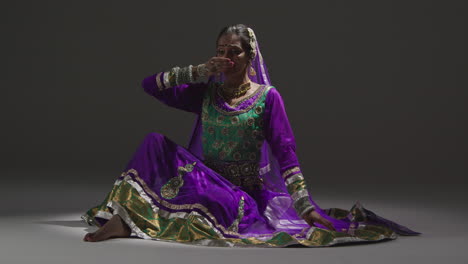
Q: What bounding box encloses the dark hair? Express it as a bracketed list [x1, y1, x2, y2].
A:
[216, 24, 255, 60]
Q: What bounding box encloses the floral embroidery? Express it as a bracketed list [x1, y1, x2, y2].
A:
[160, 161, 197, 199]
[231, 116, 240, 124]
[219, 151, 227, 160]
[254, 105, 263, 114]
[252, 130, 258, 138]
[226, 141, 236, 151]
[233, 152, 242, 161]
[201, 84, 273, 163]
[247, 117, 255, 126]
[227, 196, 245, 233]
[213, 140, 222, 149]
[208, 126, 215, 135]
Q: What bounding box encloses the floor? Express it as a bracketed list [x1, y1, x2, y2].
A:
[2, 172, 467, 264]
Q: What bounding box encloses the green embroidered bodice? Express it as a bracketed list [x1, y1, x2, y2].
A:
[201, 83, 272, 163]
[200, 83, 272, 190]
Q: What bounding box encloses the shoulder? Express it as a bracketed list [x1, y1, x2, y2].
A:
[264, 85, 279, 96]
[264, 85, 284, 105]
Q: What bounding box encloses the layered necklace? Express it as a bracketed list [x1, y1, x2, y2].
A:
[219, 81, 251, 101]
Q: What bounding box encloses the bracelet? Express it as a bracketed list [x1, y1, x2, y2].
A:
[174, 65, 194, 86]
[196, 64, 209, 79]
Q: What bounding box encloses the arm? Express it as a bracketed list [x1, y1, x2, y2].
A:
[141, 65, 208, 114]
[263, 87, 315, 218]
[142, 58, 233, 114]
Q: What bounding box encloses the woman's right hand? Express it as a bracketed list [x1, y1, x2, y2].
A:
[204, 57, 234, 76]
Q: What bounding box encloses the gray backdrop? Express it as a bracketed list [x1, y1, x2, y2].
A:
[3, 0, 466, 188]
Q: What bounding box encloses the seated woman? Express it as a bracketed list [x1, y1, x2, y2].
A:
[82, 24, 420, 247]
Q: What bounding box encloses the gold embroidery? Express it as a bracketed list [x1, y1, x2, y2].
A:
[231, 116, 240, 124]
[208, 126, 215, 134]
[219, 151, 227, 160]
[247, 117, 255, 126]
[226, 141, 236, 151]
[233, 152, 242, 161]
[254, 105, 263, 114]
[160, 161, 197, 199]
[84, 174, 398, 247]
[217, 115, 225, 123]
[210, 83, 269, 115]
[227, 196, 245, 232]
[252, 129, 262, 139]
[213, 140, 222, 149]
[122, 169, 240, 236]
[248, 152, 257, 161]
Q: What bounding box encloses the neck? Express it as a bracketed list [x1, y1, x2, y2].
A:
[222, 71, 250, 90]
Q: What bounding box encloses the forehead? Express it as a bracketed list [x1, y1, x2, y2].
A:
[217, 34, 243, 48]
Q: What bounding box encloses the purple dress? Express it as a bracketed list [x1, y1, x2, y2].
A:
[82, 72, 420, 247]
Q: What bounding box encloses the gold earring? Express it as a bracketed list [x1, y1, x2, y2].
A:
[250, 66, 256, 76]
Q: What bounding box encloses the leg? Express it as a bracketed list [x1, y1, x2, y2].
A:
[83, 214, 131, 242]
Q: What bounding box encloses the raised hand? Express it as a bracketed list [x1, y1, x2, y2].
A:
[204, 57, 234, 76]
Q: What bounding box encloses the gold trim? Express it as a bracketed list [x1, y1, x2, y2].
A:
[282, 166, 301, 179]
[122, 168, 241, 236]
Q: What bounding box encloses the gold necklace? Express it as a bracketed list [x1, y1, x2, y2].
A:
[220, 82, 251, 101]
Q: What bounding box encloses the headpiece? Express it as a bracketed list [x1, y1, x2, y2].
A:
[246, 27, 257, 59]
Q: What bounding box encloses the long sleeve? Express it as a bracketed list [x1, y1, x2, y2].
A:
[141, 70, 208, 114]
[263, 87, 315, 218]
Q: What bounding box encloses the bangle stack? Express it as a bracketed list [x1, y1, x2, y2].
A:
[167, 65, 195, 87]
[196, 64, 209, 79]
[283, 166, 316, 218]
[157, 64, 207, 91]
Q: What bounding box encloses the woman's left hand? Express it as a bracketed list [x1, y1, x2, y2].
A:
[302, 210, 336, 231]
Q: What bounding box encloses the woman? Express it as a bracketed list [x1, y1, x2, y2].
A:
[82, 24, 420, 247]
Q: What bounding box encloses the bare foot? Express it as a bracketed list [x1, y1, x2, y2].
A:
[83, 214, 131, 242]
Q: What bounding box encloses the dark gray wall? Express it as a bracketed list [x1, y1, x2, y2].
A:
[2, 0, 466, 186]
